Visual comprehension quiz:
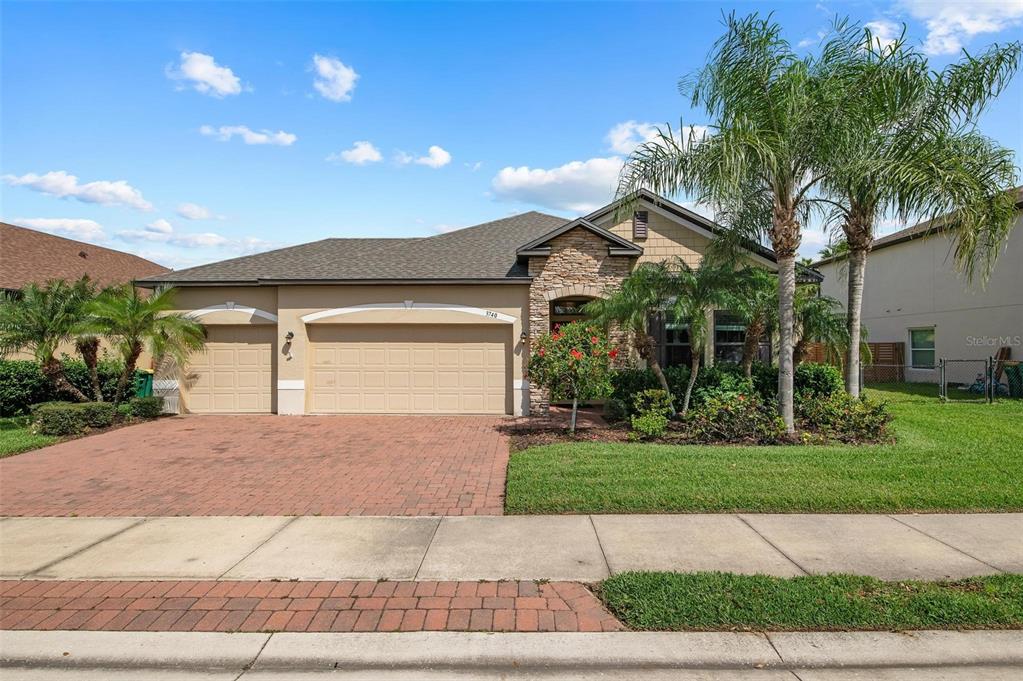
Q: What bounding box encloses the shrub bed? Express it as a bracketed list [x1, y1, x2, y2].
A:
[0, 359, 147, 416]
[32, 401, 116, 436]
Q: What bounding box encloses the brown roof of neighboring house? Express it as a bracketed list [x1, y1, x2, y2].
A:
[0, 222, 170, 291]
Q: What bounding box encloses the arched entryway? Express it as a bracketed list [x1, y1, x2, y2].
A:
[549, 296, 595, 331]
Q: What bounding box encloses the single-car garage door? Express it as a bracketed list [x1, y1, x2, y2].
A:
[182, 325, 274, 413]
[308, 325, 509, 414]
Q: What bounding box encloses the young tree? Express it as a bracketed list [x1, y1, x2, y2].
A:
[0, 278, 94, 402]
[792, 289, 848, 366]
[619, 13, 837, 433]
[727, 267, 777, 378]
[818, 24, 1020, 396]
[665, 258, 735, 414]
[583, 262, 676, 411]
[86, 285, 206, 406]
[528, 322, 617, 434]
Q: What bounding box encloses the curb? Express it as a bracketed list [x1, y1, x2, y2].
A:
[2, 630, 1023, 673]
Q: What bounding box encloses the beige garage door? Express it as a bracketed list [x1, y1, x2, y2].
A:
[182, 325, 274, 413]
[308, 325, 508, 414]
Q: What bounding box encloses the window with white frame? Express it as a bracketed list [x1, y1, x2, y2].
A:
[909, 328, 935, 368]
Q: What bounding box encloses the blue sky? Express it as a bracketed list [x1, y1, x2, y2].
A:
[3, 1, 1022, 268]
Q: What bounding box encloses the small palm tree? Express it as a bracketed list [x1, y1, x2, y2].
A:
[818, 23, 1020, 396]
[792, 289, 849, 366]
[584, 262, 677, 411]
[0, 278, 94, 401]
[87, 285, 206, 406]
[665, 258, 735, 414]
[727, 267, 777, 378]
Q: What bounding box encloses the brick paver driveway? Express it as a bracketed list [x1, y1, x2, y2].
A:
[0, 416, 508, 517]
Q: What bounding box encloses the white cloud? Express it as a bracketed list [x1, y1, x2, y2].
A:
[432, 223, 465, 234]
[899, 0, 1023, 55]
[606, 121, 708, 155]
[327, 140, 382, 165]
[311, 54, 358, 102]
[167, 51, 243, 97]
[3, 170, 153, 211]
[466, 161, 483, 172]
[395, 145, 452, 168]
[145, 218, 173, 234]
[199, 125, 297, 146]
[491, 156, 623, 213]
[117, 219, 274, 254]
[864, 20, 901, 50]
[176, 202, 215, 220]
[15, 218, 107, 242]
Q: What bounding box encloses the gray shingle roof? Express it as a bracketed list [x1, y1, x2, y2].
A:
[139, 212, 569, 285]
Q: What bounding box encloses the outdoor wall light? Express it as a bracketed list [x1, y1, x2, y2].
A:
[285, 331, 295, 341]
[520, 331, 528, 342]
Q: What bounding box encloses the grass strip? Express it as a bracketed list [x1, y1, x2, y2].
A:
[599, 571, 1023, 631]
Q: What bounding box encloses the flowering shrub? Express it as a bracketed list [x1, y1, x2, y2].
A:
[796, 392, 892, 443]
[630, 389, 674, 440]
[529, 322, 618, 433]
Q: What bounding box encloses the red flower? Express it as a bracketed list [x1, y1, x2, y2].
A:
[608, 348, 619, 359]
[590, 336, 600, 344]
[738, 394, 745, 401]
[538, 348, 545, 357]
[551, 333, 562, 341]
[570, 349, 583, 360]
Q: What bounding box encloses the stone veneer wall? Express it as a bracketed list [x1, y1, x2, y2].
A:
[526, 229, 634, 414]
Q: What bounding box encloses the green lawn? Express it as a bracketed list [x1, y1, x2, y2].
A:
[0, 416, 57, 458]
[505, 384, 1023, 513]
[599, 572, 1023, 631]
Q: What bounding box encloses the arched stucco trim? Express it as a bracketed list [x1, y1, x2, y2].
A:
[543, 284, 603, 302]
[301, 302, 516, 324]
[189, 302, 278, 322]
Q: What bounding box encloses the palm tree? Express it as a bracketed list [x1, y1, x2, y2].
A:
[665, 258, 736, 414]
[584, 262, 677, 411]
[727, 267, 776, 377]
[619, 13, 841, 433]
[86, 285, 206, 406]
[0, 278, 94, 402]
[818, 23, 1020, 396]
[792, 289, 848, 366]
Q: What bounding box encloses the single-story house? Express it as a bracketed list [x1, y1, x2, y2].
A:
[814, 190, 1022, 385]
[139, 190, 820, 416]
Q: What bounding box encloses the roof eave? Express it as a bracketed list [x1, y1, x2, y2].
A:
[138, 277, 534, 288]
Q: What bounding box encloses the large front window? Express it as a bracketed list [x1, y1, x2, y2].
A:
[549, 297, 592, 332]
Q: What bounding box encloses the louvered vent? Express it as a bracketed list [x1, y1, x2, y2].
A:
[633, 211, 649, 240]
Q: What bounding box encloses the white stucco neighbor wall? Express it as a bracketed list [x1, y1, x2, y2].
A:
[817, 215, 1023, 383]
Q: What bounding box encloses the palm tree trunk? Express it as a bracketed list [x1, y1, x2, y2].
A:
[776, 254, 797, 433]
[845, 247, 867, 398]
[41, 357, 90, 403]
[741, 317, 764, 378]
[636, 329, 676, 413]
[114, 342, 143, 407]
[76, 337, 103, 401]
[681, 353, 701, 415]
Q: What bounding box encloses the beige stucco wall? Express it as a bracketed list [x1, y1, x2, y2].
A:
[817, 216, 1023, 384]
[159, 283, 529, 415]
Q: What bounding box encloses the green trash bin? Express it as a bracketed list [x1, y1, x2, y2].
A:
[1005, 364, 1023, 398]
[135, 370, 154, 398]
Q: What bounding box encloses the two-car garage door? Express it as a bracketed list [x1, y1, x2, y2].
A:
[308, 325, 508, 414]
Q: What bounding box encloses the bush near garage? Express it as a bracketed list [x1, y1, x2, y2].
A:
[128, 396, 165, 419]
[32, 401, 116, 436]
[0, 359, 146, 416]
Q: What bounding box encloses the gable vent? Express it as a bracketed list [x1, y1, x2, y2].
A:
[632, 211, 649, 240]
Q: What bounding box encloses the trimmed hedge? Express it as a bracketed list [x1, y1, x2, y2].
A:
[129, 395, 164, 419]
[0, 359, 146, 416]
[32, 401, 116, 436]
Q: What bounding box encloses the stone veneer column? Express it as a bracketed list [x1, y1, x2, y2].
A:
[526, 230, 634, 415]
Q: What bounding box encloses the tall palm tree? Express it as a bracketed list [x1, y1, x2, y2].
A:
[619, 13, 841, 433]
[0, 278, 94, 402]
[727, 267, 776, 377]
[584, 262, 677, 411]
[665, 258, 736, 414]
[87, 285, 206, 406]
[818, 24, 1020, 396]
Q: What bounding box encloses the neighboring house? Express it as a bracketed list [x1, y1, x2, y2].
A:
[814, 192, 1023, 384]
[0, 222, 170, 362]
[139, 190, 820, 416]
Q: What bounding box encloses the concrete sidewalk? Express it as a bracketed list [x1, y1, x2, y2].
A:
[1, 513, 1019, 582]
[2, 630, 1022, 679]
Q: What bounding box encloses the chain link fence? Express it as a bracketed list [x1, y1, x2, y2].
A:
[856, 357, 1022, 402]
